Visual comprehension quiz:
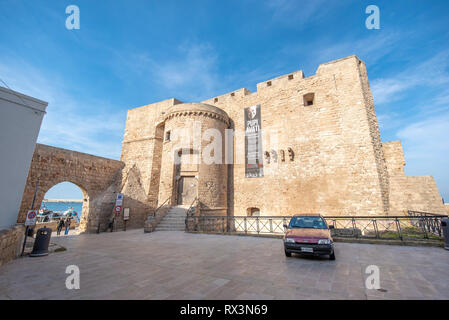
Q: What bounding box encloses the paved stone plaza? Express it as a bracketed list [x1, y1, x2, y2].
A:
[1, 230, 448, 300]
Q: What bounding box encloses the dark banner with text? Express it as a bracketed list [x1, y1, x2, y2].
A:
[244, 105, 263, 178]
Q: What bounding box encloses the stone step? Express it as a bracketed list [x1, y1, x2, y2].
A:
[158, 220, 186, 224]
[155, 227, 185, 231]
[162, 216, 186, 219]
[157, 223, 186, 228]
[158, 224, 185, 228]
[158, 218, 186, 222]
[154, 205, 189, 231]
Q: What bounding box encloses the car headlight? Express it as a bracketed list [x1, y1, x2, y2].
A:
[285, 238, 295, 243]
[318, 238, 331, 245]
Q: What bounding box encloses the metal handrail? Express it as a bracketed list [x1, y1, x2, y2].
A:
[185, 214, 446, 241]
[186, 197, 199, 217]
[152, 196, 171, 217]
[408, 210, 447, 217]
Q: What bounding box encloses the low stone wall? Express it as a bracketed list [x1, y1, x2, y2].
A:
[34, 221, 77, 232]
[0, 225, 25, 267]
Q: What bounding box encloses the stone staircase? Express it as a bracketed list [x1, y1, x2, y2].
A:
[154, 205, 189, 231]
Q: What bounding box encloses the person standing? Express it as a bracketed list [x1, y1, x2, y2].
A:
[57, 219, 65, 236]
[64, 218, 72, 235]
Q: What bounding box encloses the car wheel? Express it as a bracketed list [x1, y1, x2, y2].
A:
[285, 250, 292, 257]
[329, 252, 336, 260]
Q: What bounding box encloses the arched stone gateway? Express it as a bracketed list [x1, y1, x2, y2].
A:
[18, 144, 124, 233]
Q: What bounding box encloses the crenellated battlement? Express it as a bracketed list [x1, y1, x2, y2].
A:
[202, 55, 363, 106]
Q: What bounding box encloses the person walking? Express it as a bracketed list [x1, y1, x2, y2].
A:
[108, 217, 115, 232]
[64, 218, 72, 235]
[57, 219, 65, 236]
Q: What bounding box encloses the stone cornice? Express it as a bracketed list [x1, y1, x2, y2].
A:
[165, 110, 230, 126]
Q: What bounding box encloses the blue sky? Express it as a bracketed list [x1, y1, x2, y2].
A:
[1, 0, 448, 201]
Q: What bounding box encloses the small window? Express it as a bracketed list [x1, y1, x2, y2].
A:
[266, 81, 272, 87]
[303, 93, 314, 106]
[230, 92, 235, 97]
[288, 74, 294, 80]
[247, 207, 260, 217]
[214, 98, 218, 103]
[165, 130, 171, 141]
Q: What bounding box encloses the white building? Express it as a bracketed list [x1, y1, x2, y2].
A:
[0, 86, 47, 230]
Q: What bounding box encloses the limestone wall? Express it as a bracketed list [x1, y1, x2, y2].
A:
[0, 225, 25, 267]
[383, 141, 446, 215]
[18, 144, 124, 233]
[202, 55, 386, 216]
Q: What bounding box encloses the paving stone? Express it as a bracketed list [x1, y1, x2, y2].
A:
[1, 230, 449, 300]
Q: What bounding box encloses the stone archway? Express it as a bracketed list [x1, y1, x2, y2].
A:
[18, 144, 124, 233]
[39, 180, 89, 227]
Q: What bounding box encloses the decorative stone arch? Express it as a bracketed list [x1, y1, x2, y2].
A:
[18, 144, 124, 233]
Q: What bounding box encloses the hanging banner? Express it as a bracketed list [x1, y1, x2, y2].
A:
[244, 105, 264, 178]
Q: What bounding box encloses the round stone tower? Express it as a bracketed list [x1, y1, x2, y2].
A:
[158, 103, 230, 216]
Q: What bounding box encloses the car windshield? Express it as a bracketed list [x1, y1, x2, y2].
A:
[289, 216, 327, 229]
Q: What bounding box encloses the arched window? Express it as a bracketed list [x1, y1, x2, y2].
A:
[247, 207, 260, 217]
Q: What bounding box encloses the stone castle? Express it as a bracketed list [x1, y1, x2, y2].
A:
[18, 55, 447, 233]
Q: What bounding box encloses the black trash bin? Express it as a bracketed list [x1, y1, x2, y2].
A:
[30, 227, 52, 257]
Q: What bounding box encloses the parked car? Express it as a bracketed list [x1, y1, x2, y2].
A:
[283, 214, 335, 260]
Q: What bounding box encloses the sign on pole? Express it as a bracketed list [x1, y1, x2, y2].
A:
[116, 193, 124, 206]
[114, 205, 122, 216]
[25, 210, 37, 226]
[123, 208, 129, 221]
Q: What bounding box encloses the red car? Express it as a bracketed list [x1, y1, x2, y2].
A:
[283, 214, 335, 260]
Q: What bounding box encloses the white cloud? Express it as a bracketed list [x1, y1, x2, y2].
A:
[371, 50, 449, 106]
[153, 43, 219, 99]
[264, 0, 333, 27]
[117, 43, 222, 102]
[377, 111, 403, 131]
[317, 33, 400, 66]
[371, 78, 412, 104]
[396, 113, 449, 200]
[0, 58, 125, 159]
